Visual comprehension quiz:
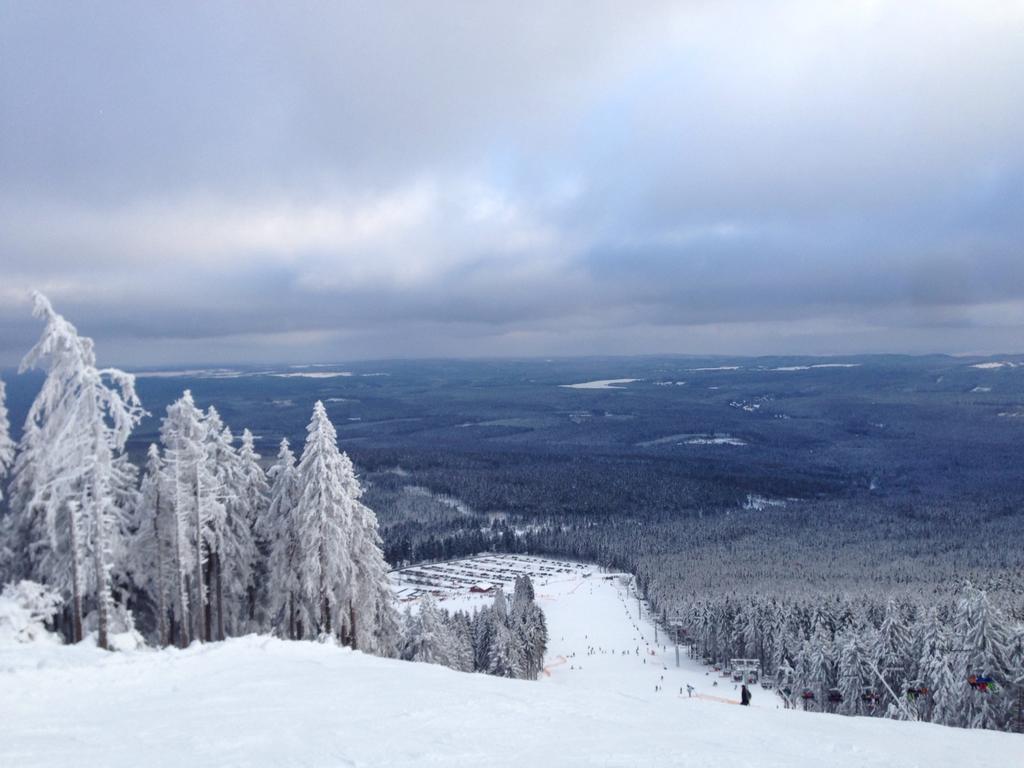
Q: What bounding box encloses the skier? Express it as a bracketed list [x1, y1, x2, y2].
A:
[686, 684, 694, 698]
[741, 684, 752, 706]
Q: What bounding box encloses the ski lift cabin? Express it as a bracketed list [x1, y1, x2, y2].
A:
[968, 674, 997, 693]
[729, 658, 761, 684]
[861, 688, 880, 704]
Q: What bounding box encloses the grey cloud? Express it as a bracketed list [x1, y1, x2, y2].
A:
[1, 1, 1023, 365]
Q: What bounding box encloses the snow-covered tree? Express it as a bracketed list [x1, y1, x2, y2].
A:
[0, 580, 63, 644]
[236, 429, 270, 629]
[14, 292, 144, 648]
[202, 412, 258, 639]
[131, 445, 175, 646]
[485, 588, 523, 678]
[159, 390, 212, 645]
[401, 594, 454, 666]
[955, 585, 1015, 730]
[265, 439, 303, 637]
[350, 498, 399, 654]
[293, 401, 357, 637]
[0, 378, 14, 502]
[836, 629, 873, 716]
[873, 598, 912, 711]
[1, 420, 43, 585]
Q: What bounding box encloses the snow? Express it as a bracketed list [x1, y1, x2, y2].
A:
[771, 364, 861, 371]
[271, 371, 353, 379]
[130, 368, 245, 379]
[1, 554, 1018, 766]
[560, 378, 639, 390]
[0, 582, 62, 646]
[638, 433, 746, 447]
[689, 365, 740, 371]
[971, 361, 1018, 369]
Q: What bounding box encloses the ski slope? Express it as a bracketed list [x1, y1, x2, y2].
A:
[1, 555, 1019, 767]
[394, 554, 727, 703]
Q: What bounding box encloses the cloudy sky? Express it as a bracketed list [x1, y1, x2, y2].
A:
[2, 1, 1023, 366]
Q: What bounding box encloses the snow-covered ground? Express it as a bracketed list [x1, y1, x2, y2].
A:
[637, 432, 747, 447]
[771, 363, 861, 371]
[2, 555, 1019, 767]
[560, 378, 639, 389]
[971, 361, 1018, 369]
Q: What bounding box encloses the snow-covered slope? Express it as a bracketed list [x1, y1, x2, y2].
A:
[2, 558, 1019, 767]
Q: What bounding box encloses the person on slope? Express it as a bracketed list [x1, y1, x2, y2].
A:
[686, 684, 695, 698]
[741, 684, 752, 706]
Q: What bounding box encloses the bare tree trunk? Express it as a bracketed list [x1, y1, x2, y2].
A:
[215, 551, 225, 641]
[194, 464, 205, 643]
[67, 503, 84, 644]
[94, 520, 110, 651]
[348, 600, 357, 650]
[204, 556, 213, 642]
[173, 454, 190, 648]
[154, 485, 168, 647]
[288, 593, 295, 640]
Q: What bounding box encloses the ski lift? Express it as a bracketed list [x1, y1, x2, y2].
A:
[861, 688, 880, 703]
[801, 689, 816, 701]
[968, 674, 998, 693]
[732, 670, 744, 682]
[827, 688, 843, 704]
[905, 683, 928, 700]
[721, 668, 732, 677]
[781, 686, 793, 697]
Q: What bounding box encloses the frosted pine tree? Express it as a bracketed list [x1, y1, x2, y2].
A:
[236, 429, 270, 628]
[350, 498, 399, 654]
[836, 630, 873, 716]
[132, 445, 174, 646]
[809, 623, 836, 696]
[873, 598, 912, 712]
[449, 611, 476, 672]
[293, 401, 356, 637]
[472, 605, 495, 671]
[265, 439, 303, 637]
[204, 412, 256, 639]
[955, 585, 1014, 730]
[401, 594, 454, 666]
[917, 608, 963, 726]
[159, 391, 212, 645]
[0, 378, 19, 580]
[2, 420, 44, 584]
[17, 292, 144, 648]
[0, 378, 14, 500]
[486, 589, 523, 678]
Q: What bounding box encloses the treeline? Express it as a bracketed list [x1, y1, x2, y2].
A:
[401, 575, 547, 680]
[372, 483, 1024, 732]
[0, 294, 550, 682]
[681, 587, 1023, 731]
[0, 294, 396, 651]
